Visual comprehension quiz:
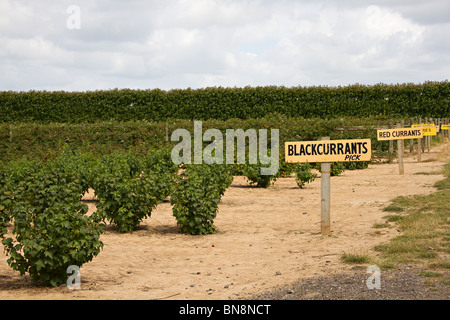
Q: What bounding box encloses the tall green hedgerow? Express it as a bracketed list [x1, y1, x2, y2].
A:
[0, 82, 448, 123]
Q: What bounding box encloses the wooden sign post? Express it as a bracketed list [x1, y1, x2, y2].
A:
[442, 124, 450, 142]
[397, 124, 404, 175]
[409, 118, 414, 153]
[285, 138, 372, 236]
[417, 135, 422, 163]
[377, 126, 423, 170]
[320, 137, 331, 237]
[445, 119, 450, 141]
[412, 124, 437, 153]
[388, 121, 394, 163]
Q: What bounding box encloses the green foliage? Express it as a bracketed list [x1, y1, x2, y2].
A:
[47, 147, 96, 196]
[170, 164, 233, 235]
[0, 116, 393, 165]
[343, 161, 370, 170]
[294, 163, 317, 189]
[92, 151, 176, 233]
[311, 162, 345, 177]
[1, 82, 448, 123]
[330, 162, 345, 176]
[341, 252, 372, 264]
[242, 163, 276, 187]
[0, 148, 180, 286]
[140, 149, 179, 199]
[278, 158, 296, 177]
[0, 157, 103, 287]
[0, 170, 12, 237]
[434, 163, 450, 190]
[241, 152, 279, 188]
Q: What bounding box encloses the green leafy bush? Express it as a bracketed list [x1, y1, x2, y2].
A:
[331, 162, 345, 176]
[294, 163, 317, 189]
[343, 161, 370, 170]
[312, 162, 346, 177]
[0, 158, 103, 287]
[242, 154, 279, 188]
[278, 158, 296, 177]
[92, 152, 175, 233]
[140, 149, 179, 199]
[0, 170, 11, 238]
[171, 164, 233, 235]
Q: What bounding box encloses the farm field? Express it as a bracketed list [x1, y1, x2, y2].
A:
[1, 141, 448, 300]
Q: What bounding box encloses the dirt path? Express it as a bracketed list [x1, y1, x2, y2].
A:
[1, 142, 449, 300]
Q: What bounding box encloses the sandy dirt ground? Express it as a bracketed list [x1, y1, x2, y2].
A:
[1, 141, 449, 300]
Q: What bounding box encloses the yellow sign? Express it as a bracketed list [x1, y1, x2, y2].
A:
[411, 124, 437, 136]
[441, 125, 450, 130]
[285, 139, 371, 163]
[377, 128, 423, 141]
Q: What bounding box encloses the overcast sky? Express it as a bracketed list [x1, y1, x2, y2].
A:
[1, 0, 449, 92]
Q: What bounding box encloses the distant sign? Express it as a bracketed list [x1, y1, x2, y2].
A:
[377, 128, 423, 141]
[441, 124, 450, 130]
[411, 124, 437, 136]
[285, 139, 371, 163]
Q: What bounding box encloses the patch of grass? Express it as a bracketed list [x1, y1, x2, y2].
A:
[429, 261, 450, 269]
[376, 161, 450, 269]
[373, 222, 391, 228]
[419, 271, 442, 278]
[340, 252, 371, 264]
[435, 163, 450, 190]
[382, 205, 404, 213]
[376, 260, 396, 270]
[418, 251, 438, 259]
[383, 215, 403, 222]
[382, 196, 412, 213]
[340, 252, 395, 271]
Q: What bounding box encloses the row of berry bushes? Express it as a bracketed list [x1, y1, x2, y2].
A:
[0, 149, 238, 285]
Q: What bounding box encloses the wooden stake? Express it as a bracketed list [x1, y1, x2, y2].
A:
[409, 118, 414, 153]
[444, 118, 450, 141]
[397, 123, 404, 175]
[388, 120, 394, 163]
[417, 135, 422, 163]
[419, 117, 425, 153]
[401, 119, 405, 154]
[438, 118, 442, 140]
[321, 137, 331, 237]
